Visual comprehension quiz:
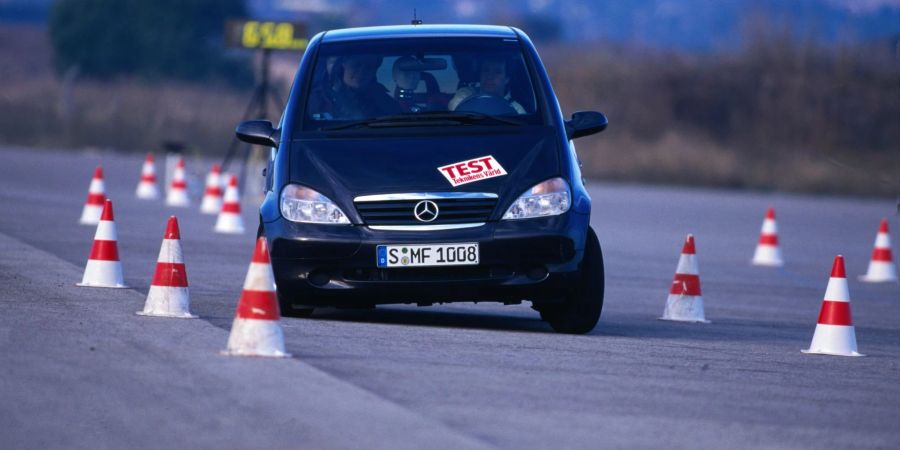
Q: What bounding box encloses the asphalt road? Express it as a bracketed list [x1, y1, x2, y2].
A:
[1, 146, 898, 449]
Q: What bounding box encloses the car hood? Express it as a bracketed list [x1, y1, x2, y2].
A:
[288, 127, 560, 206]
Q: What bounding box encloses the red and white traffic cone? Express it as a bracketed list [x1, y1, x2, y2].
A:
[199, 163, 223, 214]
[137, 216, 197, 318]
[77, 199, 127, 288]
[79, 166, 106, 225]
[135, 153, 159, 200]
[660, 234, 709, 323]
[803, 255, 864, 357]
[223, 237, 290, 358]
[859, 219, 897, 283]
[166, 157, 190, 207]
[752, 207, 784, 267]
[214, 175, 245, 234]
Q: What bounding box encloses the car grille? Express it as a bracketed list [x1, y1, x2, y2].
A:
[354, 195, 498, 226]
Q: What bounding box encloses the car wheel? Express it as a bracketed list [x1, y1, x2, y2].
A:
[541, 226, 604, 334]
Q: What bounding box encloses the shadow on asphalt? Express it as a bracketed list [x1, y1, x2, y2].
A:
[294, 307, 556, 334]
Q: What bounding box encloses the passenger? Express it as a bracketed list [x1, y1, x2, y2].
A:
[448, 56, 526, 114]
[392, 56, 422, 111]
[308, 55, 401, 119]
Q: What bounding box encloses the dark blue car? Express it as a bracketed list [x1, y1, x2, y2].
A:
[236, 24, 608, 333]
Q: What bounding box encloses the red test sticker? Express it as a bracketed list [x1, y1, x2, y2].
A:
[437, 155, 507, 187]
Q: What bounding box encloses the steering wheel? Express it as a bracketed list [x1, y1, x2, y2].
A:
[455, 94, 517, 116]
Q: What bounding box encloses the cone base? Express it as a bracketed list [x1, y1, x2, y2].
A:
[79, 205, 104, 225]
[801, 349, 865, 357]
[751, 259, 784, 267]
[136, 311, 198, 319]
[200, 198, 222, 214]
[214, 214, 245, 234]
[858, 262, 898, 283]
[661, 294, 709, 323]
[858, 275, 898, 283]
[219, 349, 291, 358]
[224, 317, 287, 357]
[166, 192, 190, 207]
[76, 282, 129, 289]
[752, 245, 784, 267]
[659, 317, 711, 324]
[136, 184, 159, 200]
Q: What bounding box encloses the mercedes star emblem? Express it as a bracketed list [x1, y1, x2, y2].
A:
[413, 200, 439, 222]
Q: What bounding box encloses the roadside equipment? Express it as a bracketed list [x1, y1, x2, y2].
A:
[752, 207, 784, 267]
[859, 219, 897, 283]
[77, 199, 127, 288]
[135, 153, 160, 200]
[214, 175, 245, 234]
[660, 234, 709, 323]
[223, 237, 290, 358]
[803, 255, 864, 356]
[137, 216, 197, 318]
[165, 157, 190, 207]
[200, 163, 224, 214]
[79, 165, 106, 225]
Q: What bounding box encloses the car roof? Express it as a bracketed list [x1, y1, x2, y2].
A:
[321, 24, 518, 43]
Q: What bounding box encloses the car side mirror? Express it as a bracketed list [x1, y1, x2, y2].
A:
[236, 120, 280, 147]
[565, 111, 608, 140]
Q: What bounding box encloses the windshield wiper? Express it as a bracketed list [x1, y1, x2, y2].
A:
[323, 112, 524, 131]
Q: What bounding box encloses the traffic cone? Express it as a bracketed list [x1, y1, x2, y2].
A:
[859, 219, 897, 283]
[135, 153, 159, 200]
[223, 237, 290, 358]
[803, 255, 864, 356]
[214, 175, 245, 234]
[200, 163, 224, 214]
[752, 207, 784, 267]
[166, 157, 190, 207]
[77, 199, 127, 288]
[660, 234, 709, 323]
[137, 216, 197, 318]
[79, 166, 106, 225]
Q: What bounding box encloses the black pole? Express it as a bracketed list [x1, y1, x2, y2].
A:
[224, 48, 272, 194]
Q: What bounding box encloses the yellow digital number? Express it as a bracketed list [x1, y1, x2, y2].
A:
[242, 21, 261, 48]
[239, 20, 306, 50]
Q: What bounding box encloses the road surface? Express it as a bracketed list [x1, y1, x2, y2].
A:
[1, 146, 898, 449]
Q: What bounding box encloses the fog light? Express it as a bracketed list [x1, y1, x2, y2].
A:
[525, 266, 549, 281]
[308, 270, 330, 286]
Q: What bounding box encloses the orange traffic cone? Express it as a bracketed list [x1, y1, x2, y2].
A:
[803, 255, 864, 357]
[135, 153, 159, 200]
[77, 199, 127, 288]
[79, 166, 106, 225]
[166, 157, 190, 207]
[137, 216, 197, 318]
[752, 207, 784, 267]
[223, 237, 290, 358]
[200, 163, 223, 214]
[660, 234, 709, 323]
[859, 219, 897, 283]
[214, 175, 245, 234]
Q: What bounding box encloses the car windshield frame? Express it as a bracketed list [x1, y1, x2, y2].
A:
[294, 36, 548, 134]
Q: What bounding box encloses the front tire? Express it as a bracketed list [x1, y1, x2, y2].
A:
[540, 226, 604, 334]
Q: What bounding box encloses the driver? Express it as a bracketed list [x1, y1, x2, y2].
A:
[308, 55, 401, 119]
[448, 56, 526, 114]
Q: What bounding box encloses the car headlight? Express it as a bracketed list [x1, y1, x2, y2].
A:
[280, 184, 350, 224]
[502, 177, 570, 220]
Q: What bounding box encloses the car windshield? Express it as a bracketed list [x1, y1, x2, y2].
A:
[301, 37, 542, 131]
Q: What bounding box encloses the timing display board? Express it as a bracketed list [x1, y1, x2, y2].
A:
[225, 19, 308, 51]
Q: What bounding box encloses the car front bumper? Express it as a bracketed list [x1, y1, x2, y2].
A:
[264, 212, 590, 307]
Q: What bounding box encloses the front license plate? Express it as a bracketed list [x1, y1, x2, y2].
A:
[376, 243, 479, 268]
